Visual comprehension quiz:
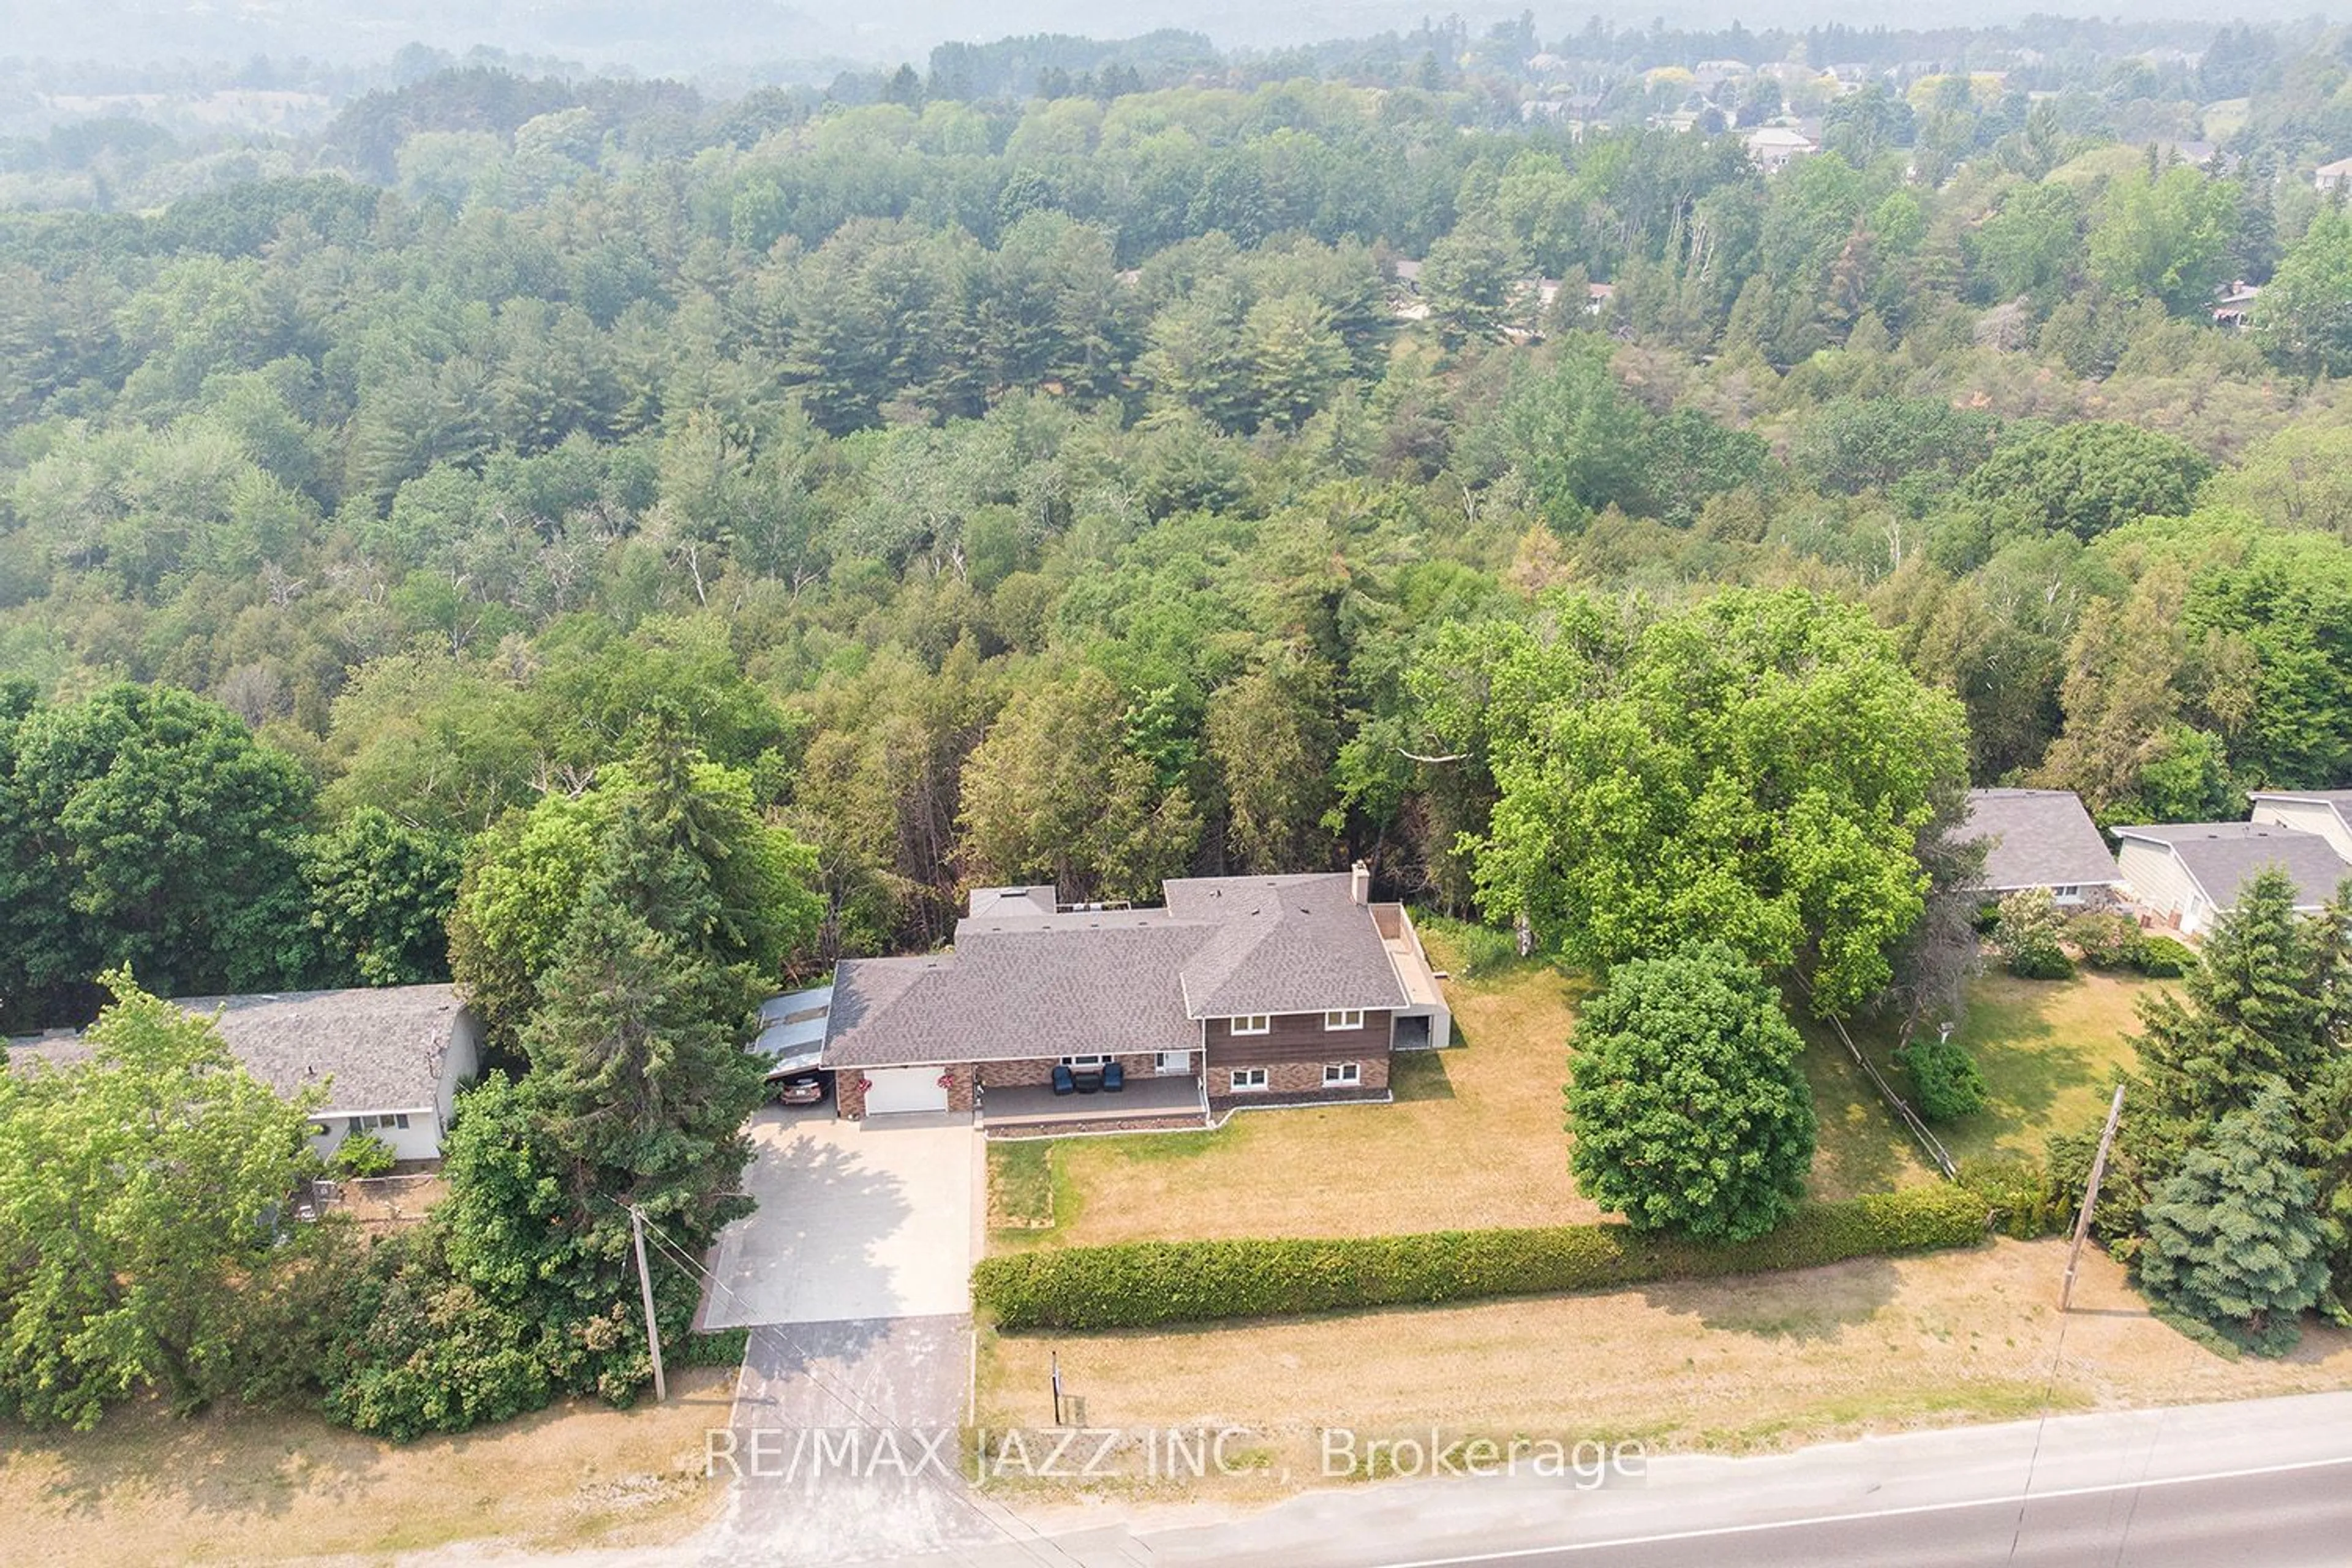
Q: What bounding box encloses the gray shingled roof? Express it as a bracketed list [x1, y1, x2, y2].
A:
[821, 872, 1410, 1068]
[1961, 789, 2124, 893]
[6, 986, 466, 1114]
[2116, 823, 2350, 911]
[1164, 873, 1410, 1017]
[824, 923, 1207, 1068]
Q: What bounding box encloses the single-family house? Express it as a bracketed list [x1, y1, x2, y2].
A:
[2315, 156, 2352, 193]
[7, 985, 480, 1163]
[819, 865, 1452, 1136]
[2111, 823, 2348, 937]
[1744, 124, 1820, 172]
[1959, 788, 2125, 907]
[2247, 790, 2352, 864]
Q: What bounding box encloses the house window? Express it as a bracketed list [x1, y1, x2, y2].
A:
[1324, 1062, 1361, 1087]
[1229, 1068, 1269, 1093]
[1060, 1055, 1110, 1068]
[1323, 1009, 1365, 1031]
[2052, 884, 2082, 903]
[347, 1113, 411, 1134]
[1231, 1016, 1272, 1036]
[1155, 1051, 1191, 1074]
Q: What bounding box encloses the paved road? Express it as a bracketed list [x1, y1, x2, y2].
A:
[701, 1106, 979, 1328]
[891, 1389, 2352, 1568]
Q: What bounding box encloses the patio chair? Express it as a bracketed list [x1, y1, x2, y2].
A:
[1101, 1061, 1125, 1092]
[1052, 1063, 1076, 1096]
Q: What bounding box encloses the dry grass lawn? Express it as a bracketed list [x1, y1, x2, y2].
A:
[992, 925, 1953, 1249]
[1000, 940, 1609, 1249]
[0, 1368, 737, 1566]
[979, 1237, 2352, 1500]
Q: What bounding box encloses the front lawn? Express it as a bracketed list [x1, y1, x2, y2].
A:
[986, 917, 1951, 1251]
[990, 929, 1610, 1248]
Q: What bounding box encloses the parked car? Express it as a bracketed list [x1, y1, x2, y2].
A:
[771, 1069, 828, 1106]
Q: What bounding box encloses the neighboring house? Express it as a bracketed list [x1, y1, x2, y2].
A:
[2111, 823, 2348, 937]
[6, 985, 480, 1163]
[2315, 156, 2352, 192]
[1959, 788, 2126, 907]
[819, 865, 1452, 1136]
[1743, 124, 1820, 172]
[2213, 279, 2260, 331]
[2248, 790, 2352, 864]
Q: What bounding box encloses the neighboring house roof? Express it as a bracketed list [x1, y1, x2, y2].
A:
[2250, 788, 2352, 815]
[7, 985, 469, 1115]
[823, 872, 1411, 1069]
[1961, 788, 2124, 893]
[2114, 823, 2349, 912]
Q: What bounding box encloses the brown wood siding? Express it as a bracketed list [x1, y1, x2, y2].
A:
[1205, 1010, 1393, 1066]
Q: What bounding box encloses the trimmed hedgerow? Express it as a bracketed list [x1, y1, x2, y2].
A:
[972, 1186, 1990, 1330]
[681, 1327, 749, 1367]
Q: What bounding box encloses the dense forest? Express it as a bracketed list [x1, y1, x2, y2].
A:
[12, 21, 2352, 1028]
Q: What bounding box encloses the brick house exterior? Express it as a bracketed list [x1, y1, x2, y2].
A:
[818, 866, 1450, 1135]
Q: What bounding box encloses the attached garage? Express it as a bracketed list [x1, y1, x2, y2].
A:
[861, 1065, 951, 1116]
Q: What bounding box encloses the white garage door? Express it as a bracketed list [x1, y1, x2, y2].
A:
[864, 1065, 951, 1115]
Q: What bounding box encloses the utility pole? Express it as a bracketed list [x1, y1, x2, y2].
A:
[2062, 1085, 2127, 1313]
[630, 1204, 668, 1401]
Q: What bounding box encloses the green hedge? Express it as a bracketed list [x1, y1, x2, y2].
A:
[973, 1186, 1991, 1330]
[680, 1327, 749, 1367]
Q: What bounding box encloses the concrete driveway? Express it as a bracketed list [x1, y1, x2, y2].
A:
[701, 1105, 982, 1329]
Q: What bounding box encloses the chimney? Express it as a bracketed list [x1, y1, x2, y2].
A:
[1350, 861, 1371, 907]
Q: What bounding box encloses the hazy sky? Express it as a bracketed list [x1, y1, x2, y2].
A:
[4, 0, 2337, 75]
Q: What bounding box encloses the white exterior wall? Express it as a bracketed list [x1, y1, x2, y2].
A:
[308, 1109, 446, 1163]
[2116, 839, 2207, 935]
[2251, 799, 2352, 863]
[437, 1011, 482, 1131]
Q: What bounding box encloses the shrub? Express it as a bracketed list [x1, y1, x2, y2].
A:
[1992, 889, 2073, 979]
[2132, 935, 2195, 978]
[1898, 1028, 1988, 1121]
[2066, 911, 2143, 970]
[972, 1187, 1989, 1331]
[333, 1133, 398, 1178]
[1959, 1157, 2071, 1240]
[681, 1328, 748, 1367]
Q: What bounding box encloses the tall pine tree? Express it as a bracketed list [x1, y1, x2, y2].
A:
[2139, 1083, 2331, 1355]
[2136, 868, 2329, 1128]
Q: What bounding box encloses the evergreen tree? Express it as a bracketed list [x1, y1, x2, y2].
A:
[2139, 1084, 2331, 1355]
[2136, 868, 2329, 1129]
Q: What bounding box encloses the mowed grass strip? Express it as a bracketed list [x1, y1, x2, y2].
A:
[976, 1238, 2352, 1491]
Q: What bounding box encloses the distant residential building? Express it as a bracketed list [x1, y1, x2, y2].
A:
[2314, 156, 2352, 192]
[2213, 279, 2260, 331]
[1744, 124, 1820, 172]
